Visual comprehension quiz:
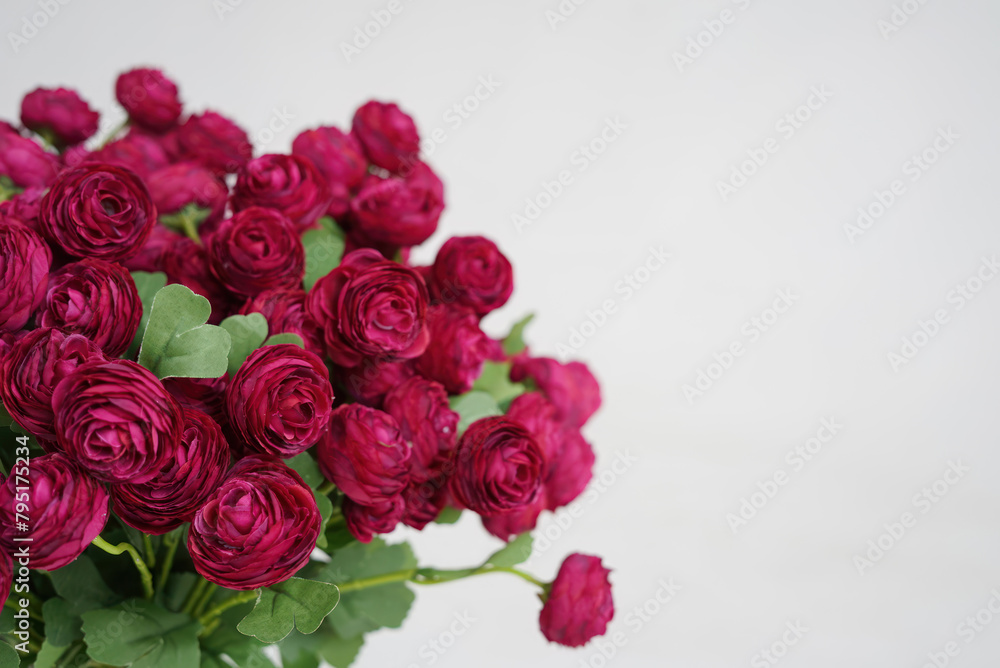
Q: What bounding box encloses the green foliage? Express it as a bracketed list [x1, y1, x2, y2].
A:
[302, 217, 346, 290]
[219, 313, 269, 376]
[81, 599, 200, 668]
[264, 333, 305, 348]
[127, 271, 168, 359]
[483, 533, 533, 567]
[501, 313, 534, 355]
[237, 578, 341, 644]
[472, 361, 527, 410]
[138, 284, 231, 379]
[448, 391, 502, 436]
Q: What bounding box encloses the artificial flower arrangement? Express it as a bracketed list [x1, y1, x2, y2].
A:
[0, 67, 613, 667]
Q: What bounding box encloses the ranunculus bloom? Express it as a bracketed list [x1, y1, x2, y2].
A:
[187, 455, 320, 590]
[52, 359, 183, 484]
[20, 87, 99, 147]
[481, 497, 544, 542]
[414, 305, 492, 394]
[349, 162, 444, 249]
[206, 206, 304, 298]
[0, 129, 60, 188]
[0, 453, 109, 571]
[162, 374, 229, 428]
[306, 249, 429, 368]
[239, 288, 324, 356]
[428, 236, 513, 315]
[316, 404, 411, 506]
[39, 163, 155, 262]
[226, 344, 334, 458]
[113, 407, 231, 534]
[291, 126, 368, 218]
[342, 496, 406, 544]
[177, 111, 253, 175]
[0, 217, 51, 333]
[0, 328, 105, 441]
[84, 132, 170, 180]
[0, 186, 46, 234]
[337, 358, 415, 407]
[544, 426, 595, 510]
[123, 224, 184, 274]
[449, 416, 544, 516]
[147, 161, 228, 229]
[352, 101, 420, 174]
[231, 154, 333, 229]
[0, 552, 10, 604]
[383, 377, 458, 480]
[162, 236, 235, 322]
[39, 259, 141, 357]
[115, 68, 183, 132]
[510, 356, 602, 429]
[539, 554, 614, 647]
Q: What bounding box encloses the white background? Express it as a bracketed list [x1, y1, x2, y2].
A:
[3, 0, 1000, 666]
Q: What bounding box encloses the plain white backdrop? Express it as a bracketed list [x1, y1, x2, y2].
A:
[4, 0, 1000, 666]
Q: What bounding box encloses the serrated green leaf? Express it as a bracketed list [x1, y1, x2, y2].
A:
[434, 506, 462, 524]
[0, 641, 18, 668]
[472, 361, 527, 408]
[502, 313, 534, 356]
[127, 271, 168, 359]
[138, 284, 231, 379]
[220, 313, 269, 376]
[483, 532, 533, 567]
[201, 602, 276, 668]
[264, 333, 305, 348]
[81, 599, 200, 668]
[319, 633, 365, 668]
[237, 578, 341, 644]
[448, 391, 502, 436]
[302, 218, 346, 290]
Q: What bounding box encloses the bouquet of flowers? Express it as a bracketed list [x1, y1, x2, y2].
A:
[0, 67, 613, 667]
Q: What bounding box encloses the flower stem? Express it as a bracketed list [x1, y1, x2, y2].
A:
[91, 535, 154, 599]
[337, 564, 546, 593]
[182, 577, 212, 616]
[142, 534, 156, 570]
[192, 582, 219, 618]
[337, 569, 417, 593]
[179, 212, 202, 245]
[197, 589, 259, 628]
[156, 527, 184, 596]
[318, 480, 336, 495]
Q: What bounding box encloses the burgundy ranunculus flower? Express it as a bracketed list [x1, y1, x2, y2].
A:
[0, 552, 10, 605]
[177, 111, 253, 175]
[85, 132, 170, 180]
[352, 101, 420, 174]
[115, 68, 183, 132]
[226, 344, 334, 458]
[544, 426, 595, 510]
[449, 416, 544, 516]
[383, 377, 458, 480]
[0, 186, 45, 234]
[0, 217, 51, 333]
[401, 479, 448, 530]
[337, 358, 415, 407]
[39, 163, 155, 262]
[163, 374, 229, 428]
[0, 328, 105, 441]
[113, 407, 231, 534]
[0, 453, 109, 571]
[539, 553, 614, 647]
[187, 455, 320, 590]
[52, 359, 183, 484]
[428, 236, 513, 315]
[316, 404, 411, 506]
[306, 249, 429, 368]
[206, 206, 305, 298]
[0, 129, 60, 188]
[342, 496, 406, 544]
[291, 126, 368, 218]
[414, 305, 492, 394]
[481, 497, 544, 542]
[147, 161, 228, 229]
[20, 87, 99, 147]
[123, 224, 184, 274]
[39, 259, 141, 357]
[349, 162, 444, 249]
[162, 236, 235, 322]
[239, 288, 323, 356]
[231, 154, 333, 229]
[510, 356, 602, 429]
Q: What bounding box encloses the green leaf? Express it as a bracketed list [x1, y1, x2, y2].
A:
[315, 493, 334, 550]
[472, 361, 527, 409]
[138, 284, 231, 379]
[319, 539, 416, 639]
[264, 333, 305, 348]
[33, 639, 67, 668]
[201, 604, 277, 668]
[0, 607, 13, 634]
[285, 453, 323, 489]
[127, 271, 168, 359]
[219, 313, 269, 376]
[319, 633, 365, 668]
[448, 391, 502, 436]
[502, 313, 534, 356]
[49, 555, 119, 610]
[434, 506, 462, 524]
[160, 203, 211, 236]
[483, 532, 533, 566]
[237, 578, 341, 644]
[41, 598, 84, 646]
[302, 218, 346, 290]
[163, 572, 198, 614]
[81, 599, 201, 668]
[0, 641, 18, 668]
[279, 630, 323, 668]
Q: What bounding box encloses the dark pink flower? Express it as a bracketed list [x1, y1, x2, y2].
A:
[20, 87, 99, 147]
[291, 127, 368, 218]
[115, 68, 183, 132]
[428, 236, 513, 315]
[539, 554, 614, 647]
[0, 217, 51, 333]
[231, 154, 333, 229]
[342, 496, 405, 544]
[510, 357, 602, 429]
[206, 206, 305, 298]
[85, 132, 170, 180]
[349, 162, 444, 249]
[414, 305, 492, 394]
[0, 130, 60, 188]
[177, 111, 252, 175]
[352, 101, 420, 174]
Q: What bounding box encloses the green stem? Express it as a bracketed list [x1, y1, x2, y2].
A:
[337, 569, 417, 593]
[156, 527, 184, 595]
[56, 640, 86, 668]
[3, 597, 42, 622]
[192, 583, 219, 618]
[182, 578, 212, 616]
[179, 212, 202, 245]
[339, 564, 547, 593]
[318, 481, 336, 495]
[142, 534, 156, 570]
[197, 590, 259, 628]
[91, 536, 154, 599]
